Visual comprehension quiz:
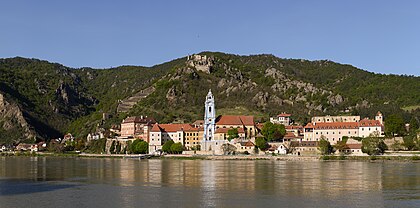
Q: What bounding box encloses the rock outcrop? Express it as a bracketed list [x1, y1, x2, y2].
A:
[0, 93, 36, 142]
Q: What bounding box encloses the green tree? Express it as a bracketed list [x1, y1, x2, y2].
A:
[385, 114, 405, 137]
[48, 141, 64, 153]
[109, 140, 116, 154]
[170, 142, 184, 154]
[162, 140, 175, 153]
[125, 140, 133, 154]
[87, 138, 107, 153]
[362, 133, 387, 155]
[261, 122, 286, 142]
[221, 143, 237, 155]
[131, 139, 149, 154]
[409, 117, 419, 133]
[227, 128, 239, 141]
[403, 135, 419, 150]
[74, 138, 86, 151]
[255, 137, 269, 151]
[318, 137, 333, 155]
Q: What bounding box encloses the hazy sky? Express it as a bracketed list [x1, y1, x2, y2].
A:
[1, 0, 419, 75]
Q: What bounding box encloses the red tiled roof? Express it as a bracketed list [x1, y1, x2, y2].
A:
[215, 127, 245, 134]
[345, 143, 362, 149]
[359, 119, 381, 127]
[239, 141, 254, 147]
[150, 124, 194, 132]
[277, 113, 291, 117]
[216, 115, 255, 126]
[284, 132, 298, 138]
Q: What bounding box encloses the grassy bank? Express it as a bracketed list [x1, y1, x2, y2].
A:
[320, 155, 420, 161]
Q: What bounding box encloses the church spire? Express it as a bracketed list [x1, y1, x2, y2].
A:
[203, 89, 216, 144]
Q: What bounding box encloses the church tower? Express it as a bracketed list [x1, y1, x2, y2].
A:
[203, 89, 216, 144]
[375, 111, 383, 125]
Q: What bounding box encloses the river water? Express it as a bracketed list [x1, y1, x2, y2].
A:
[0, 157, 419, 208]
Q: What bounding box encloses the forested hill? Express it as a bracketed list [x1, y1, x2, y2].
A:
[0, 52, 419, 144]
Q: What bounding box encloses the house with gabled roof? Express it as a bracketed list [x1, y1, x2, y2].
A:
[149, 123, 194, 153]
[270, 112, 292, 126]
[120, 116, 156, 142]
[215, 115, 257, 139]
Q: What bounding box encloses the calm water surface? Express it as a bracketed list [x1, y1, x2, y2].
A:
[0, 157, 419, 208]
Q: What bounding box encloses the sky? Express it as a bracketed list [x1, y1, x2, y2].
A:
[0, 0, 419, 75]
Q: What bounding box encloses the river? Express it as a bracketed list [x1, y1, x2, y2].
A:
[0, 157, 419, 207]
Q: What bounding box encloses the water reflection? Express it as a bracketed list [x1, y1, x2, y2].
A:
[0, 157, 419, 207]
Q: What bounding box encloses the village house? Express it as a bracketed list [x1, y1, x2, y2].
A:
[148, 123, 194, 153]
[184, 126, 204, 150]
[215, 115, 257, 139]
[267, 143, 288, 155]
[16, 143, 38, 152]
[290, 141, 319, 156]
[120, 116, 156, 142]
[234, 140, 255, 154]
[270, 112, 292, 126]
[335, 143, 365, 156]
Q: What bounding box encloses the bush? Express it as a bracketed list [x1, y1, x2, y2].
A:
[162, 140, 175, 153]
[170, 142, 184, 154]
[131, 139, 148, 154]
[362, 136, 387, 155]
[255, 137, 268, 151]
[318, 137, 333, 155]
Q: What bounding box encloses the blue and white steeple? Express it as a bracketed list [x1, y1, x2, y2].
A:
[203, 89, 216, 142]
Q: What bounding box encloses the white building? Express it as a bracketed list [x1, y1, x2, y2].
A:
[270, 113, 292, 126]
[304, 112, 384, 145]
[148, 123, 193, 153]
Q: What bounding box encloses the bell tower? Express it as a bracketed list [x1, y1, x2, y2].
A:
[203, 89, 216, 144]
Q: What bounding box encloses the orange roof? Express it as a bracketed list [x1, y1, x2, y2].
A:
[150, 124, 194, 132]
[359, 119, 382, 127]
[345, 143, 362, 149]
[304, 123, 315, 128]
[216, 115, 255, 126]
[284, 132, 298, 138]
[277, 113, 291, 117]
[215, 127, 245, 134]
[239, 141, 254, 147]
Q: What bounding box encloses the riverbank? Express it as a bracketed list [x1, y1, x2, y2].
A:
[2, 151, 420, 161]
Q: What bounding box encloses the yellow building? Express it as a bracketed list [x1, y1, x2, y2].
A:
[184, 127, 203, 150]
